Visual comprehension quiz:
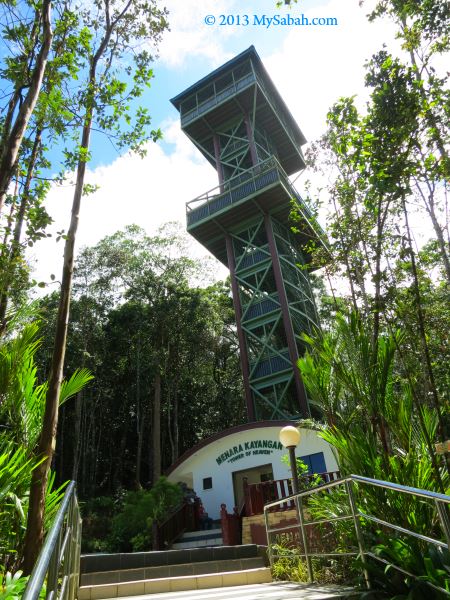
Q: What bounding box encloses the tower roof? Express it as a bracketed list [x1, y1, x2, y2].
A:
[171, 46, 307, 175]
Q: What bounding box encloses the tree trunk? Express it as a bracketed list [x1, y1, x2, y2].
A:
[0, 130, 42, 330]
[173, 390, 179, 462]
[134, 337, 143, 489]
[21, 4, 121, 563]
[22, 89, 94, 572]
[135, 414, 145, 490]
[402, 195, 447, 446]
[71, 391, 83, 481]
[152, 371, 161, 483]
[21, 51, 104, 578]
[0, 0, 52, 215]
[419, 186, 450, 285]
[167, 384, 175, 463]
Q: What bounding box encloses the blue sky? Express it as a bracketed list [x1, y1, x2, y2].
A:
[32, 0, 400, 284]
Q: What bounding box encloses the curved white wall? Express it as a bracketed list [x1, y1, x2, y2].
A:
[167, 425, 338, 520]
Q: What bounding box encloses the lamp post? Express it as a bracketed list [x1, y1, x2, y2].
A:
[279, 425, 301, 494]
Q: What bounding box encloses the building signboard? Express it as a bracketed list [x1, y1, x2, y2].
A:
[216, 439, 284, 465]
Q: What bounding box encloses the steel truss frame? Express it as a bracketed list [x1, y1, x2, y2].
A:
[229, 214, 319, 420]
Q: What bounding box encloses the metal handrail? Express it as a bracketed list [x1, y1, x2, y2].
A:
[186, 155, 316, 221]
[23, 481, 82, 600]
[185, 155, 327, 249]
[186, 156, 278, 209]
[264, 474, 450, 595]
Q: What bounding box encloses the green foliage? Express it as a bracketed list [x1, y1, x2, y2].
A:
[36, 226, 244, 496]
[271, 538, 309, 582]
[281, 454, 323, 490]
[83, 478, 183, 553]
[109, 478, 182, 552]
[80, 496, 117, 554]
[0, 311, 92, 573]
[0, 571, 28, 600]
[361, 539, 450, 599]
[297, 311, 448, 594]
[0, 569, 46, 600]
[271, 534, 353, 585]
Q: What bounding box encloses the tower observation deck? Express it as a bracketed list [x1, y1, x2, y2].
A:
[171, 46, 327, 421]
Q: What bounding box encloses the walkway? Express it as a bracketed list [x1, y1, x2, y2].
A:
[109, 581, 357, 599]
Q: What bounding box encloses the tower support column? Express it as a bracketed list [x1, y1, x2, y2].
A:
[225, 234, 255, 421]
[244, 112, 258, 166]
[264, 214, 309, 418]
[213, 134, 224, 191]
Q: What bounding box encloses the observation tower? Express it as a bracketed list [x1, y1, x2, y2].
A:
[171, 46, 327, 422]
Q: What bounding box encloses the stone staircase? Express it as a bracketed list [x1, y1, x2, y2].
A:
[171, 527, 223, 549]
[78, 544, 271, 599]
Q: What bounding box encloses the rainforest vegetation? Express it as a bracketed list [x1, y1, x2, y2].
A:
[0, 0, 448, 597]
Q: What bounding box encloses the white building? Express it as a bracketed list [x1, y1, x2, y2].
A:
[167, 421, 338, 520]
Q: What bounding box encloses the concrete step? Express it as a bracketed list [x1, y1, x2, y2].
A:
[80, 557, 265, 586]
[171, 538, 223, 549]
[81, 544, 262, 575]
[77, 567, 272, 599]
[177, 528, 222, 540]
[172, 528, 223, 548]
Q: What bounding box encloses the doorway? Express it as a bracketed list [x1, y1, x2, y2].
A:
[232, 463, 273, 508]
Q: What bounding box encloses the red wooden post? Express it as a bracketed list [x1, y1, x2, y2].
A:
[220, 503, 242, 546]
[243, 477, 252, 516]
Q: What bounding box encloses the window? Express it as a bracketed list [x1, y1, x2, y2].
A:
[203, 477, 213, 490]
[299, 452, 326, 474]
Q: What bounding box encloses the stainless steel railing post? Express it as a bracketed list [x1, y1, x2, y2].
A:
[46, 526, 61, 600]
[295, 495, 314, 583]
[345, 479, 370, 589]
[264, 508, 273, 568]
[435, 499, 450, 548]
[23, 481, 81, 600]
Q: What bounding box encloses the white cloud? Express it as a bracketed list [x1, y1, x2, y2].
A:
[31, 122, 224, 284]
[158, 0, 237, 68]
[31, 0, 410, 287]
[263, 0, 399, 143]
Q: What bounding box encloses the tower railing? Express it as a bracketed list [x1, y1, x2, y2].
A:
[186, 156, 320, 235]
[264, 474, 450, 595]
[179, 65, 301, 152]
[180, 71, 256, 127]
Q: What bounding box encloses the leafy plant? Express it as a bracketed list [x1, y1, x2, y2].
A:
[281, 454, 323, 490]
[361, 538, 450, 599]
[271, 534, 353, 585]
[296, 311, 448, 594]
[108, 477, 183, 552]
[0, 571, 28, 600]
[0, 311, 92, 573]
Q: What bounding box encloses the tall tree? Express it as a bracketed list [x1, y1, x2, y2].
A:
[22, 1, 168, 572]
[35, 226, 244, 498]
[0, 0, 53, 215]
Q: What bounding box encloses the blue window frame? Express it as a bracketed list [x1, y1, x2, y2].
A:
[298, 451, 326, 474]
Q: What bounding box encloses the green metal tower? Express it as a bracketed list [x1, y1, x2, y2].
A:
[171, 46, 327, 421]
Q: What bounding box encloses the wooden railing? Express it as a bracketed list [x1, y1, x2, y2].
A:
[243, 471, 341, 516]
[152, 499, 200, 550]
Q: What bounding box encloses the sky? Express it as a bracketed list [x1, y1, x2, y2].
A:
[31, 0, 399, 285]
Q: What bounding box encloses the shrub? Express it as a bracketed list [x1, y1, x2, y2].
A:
[81, 479, 184, 553]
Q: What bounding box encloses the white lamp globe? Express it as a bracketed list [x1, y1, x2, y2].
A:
[279, 425, 301, 449]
